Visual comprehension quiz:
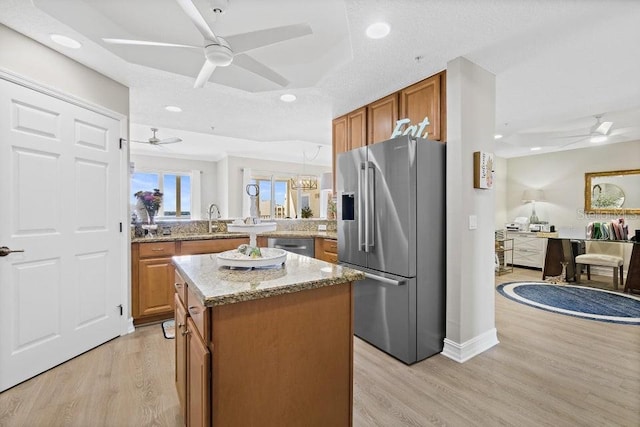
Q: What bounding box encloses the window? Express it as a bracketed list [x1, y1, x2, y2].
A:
[131, 171, 192, 218]
[251, 177, 291, 218]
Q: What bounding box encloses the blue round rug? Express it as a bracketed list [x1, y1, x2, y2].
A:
[497, 282, 640, 325]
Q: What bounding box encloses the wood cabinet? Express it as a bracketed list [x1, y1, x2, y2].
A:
[180, 237, 248, 256]
[332, 115, 348, 192]
[367, 93, 398, 145]
[174, 272, 354, 426]
[175, 272, 211, 427]
[347, 107, 367, 150]
[315, 237, 338, 263]
[132, 242, 177, 324]
[332, 71, 446, 189]
[186, 317, 210, 427]
[399, 73, 443, 141]
[132, 237, 248, 325]
[174, 293, 187, 421]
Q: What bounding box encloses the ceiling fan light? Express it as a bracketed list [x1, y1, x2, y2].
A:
[165, 105, 182, 112]
[590, 135, 607, 143]
[494, 134, 503, 139]
[205, 41, 233, 66]
[366, 22, 390, 39]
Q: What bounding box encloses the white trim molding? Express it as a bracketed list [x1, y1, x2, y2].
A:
[442, 328, 499, 363]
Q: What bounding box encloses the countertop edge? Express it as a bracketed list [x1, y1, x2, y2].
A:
[133, 231, 337, 243]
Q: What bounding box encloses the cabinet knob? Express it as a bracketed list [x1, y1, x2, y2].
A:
[181, 328, 190, 336]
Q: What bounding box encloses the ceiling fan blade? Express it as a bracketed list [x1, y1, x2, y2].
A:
[130, 139, 148, 144]
[175, 0, 218, 42]
[102, 38, 200, 50]
[559, 136, 588, 148]
[550, 134, 590, 139]
[233, 53, 289, 87]
[225, 23, 312, 54]
[158, 137, 183, 144]
[194, 60, 217, 88]
[595, 121, 613, 135]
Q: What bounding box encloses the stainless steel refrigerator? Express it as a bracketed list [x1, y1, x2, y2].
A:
[337, 135, 445, 364]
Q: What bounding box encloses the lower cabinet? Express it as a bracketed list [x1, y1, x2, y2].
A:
[174, 270, 354, 426]
[133, 238, 248, 325]
[315, 237, 338, 263]
[175, 275, 211, 427]
[174, 293, 187, 421]
[186, 317, 210, 427]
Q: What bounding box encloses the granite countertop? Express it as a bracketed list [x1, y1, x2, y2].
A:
[132, 230, 337, 243]
[173, 252, 364, 307]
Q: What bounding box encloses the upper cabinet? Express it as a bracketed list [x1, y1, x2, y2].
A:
[399, 73, 443, 141]
[347, 107, 367, 150]
[331, 70, 446, 190]
[332, 115, 348, 191]
[367, 93, 399, 145]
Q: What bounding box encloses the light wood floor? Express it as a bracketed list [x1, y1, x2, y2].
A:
[1, 268, 638, 426]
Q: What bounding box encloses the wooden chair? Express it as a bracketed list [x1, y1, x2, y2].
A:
[575, 241, 624, 290]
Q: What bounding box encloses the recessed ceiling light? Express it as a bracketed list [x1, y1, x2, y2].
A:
[530, 147, 541, 151]
[590, 135, 607, 143]
[280, 94, 296, 103]
[50, 34, 82, 49]
[494, 134, 503, 140]
[366, 22, 390, 39]
[165, 105, 182, 112]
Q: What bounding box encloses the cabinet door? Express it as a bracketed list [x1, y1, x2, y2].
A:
[348, 107, 367, 149]
[187, 318, 211, 427]
[368, 93, 398, 145]
[175, 294, 187, 422]
[332, 115, 348, 192]
[180, 238, 248, 255]
[399, 73, 442, 141]
[138, 258, 175, 317]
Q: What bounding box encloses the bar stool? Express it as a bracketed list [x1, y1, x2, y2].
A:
[575, 241, 624, 290]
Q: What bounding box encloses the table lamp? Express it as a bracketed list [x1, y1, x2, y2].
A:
[522, 189, 546, 224]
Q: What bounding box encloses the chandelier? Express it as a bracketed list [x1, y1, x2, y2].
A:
[290, 145, 322, 190]
[290, 175, 318, 190]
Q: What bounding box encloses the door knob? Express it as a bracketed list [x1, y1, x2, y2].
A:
[0, 246, 25, 257]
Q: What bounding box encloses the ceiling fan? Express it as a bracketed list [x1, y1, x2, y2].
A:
[557, 115, 614, 147]
[102, 0, 312, 89]
[131, 128, 182, 145]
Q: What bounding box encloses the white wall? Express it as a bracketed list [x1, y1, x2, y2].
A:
[444, 57, 498, 363]
[506, 140, 640, 237]
[0, 24, 128, 116]
[494, 156, 508, 229]
[223, 156, 331, 218]
[130, 154, 218, 219]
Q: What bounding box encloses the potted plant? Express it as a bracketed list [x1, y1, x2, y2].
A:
[301, 206, 313, 218]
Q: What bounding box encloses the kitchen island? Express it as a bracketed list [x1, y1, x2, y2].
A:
[172, 252, 363, 427]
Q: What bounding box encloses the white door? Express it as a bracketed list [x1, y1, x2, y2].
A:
[0, 78, 124, 391]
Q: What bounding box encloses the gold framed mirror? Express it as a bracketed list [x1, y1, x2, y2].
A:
[584, 169, 640, 214]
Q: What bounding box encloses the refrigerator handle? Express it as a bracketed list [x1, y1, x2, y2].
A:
[363, 272, 406, 286]
[358, 162, 365, 251]
[367, 162, 375, 250]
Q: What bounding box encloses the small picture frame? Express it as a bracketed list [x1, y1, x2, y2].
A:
[473, 151, 494, 189]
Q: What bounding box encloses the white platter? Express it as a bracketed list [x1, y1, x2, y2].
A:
[226, 222, 277, 234]
[217, 247, 287, 268]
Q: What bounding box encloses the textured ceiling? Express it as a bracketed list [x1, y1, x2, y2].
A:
[1, 0, 639, 162]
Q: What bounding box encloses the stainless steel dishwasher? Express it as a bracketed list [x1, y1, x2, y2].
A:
[267, 237, 315, 258]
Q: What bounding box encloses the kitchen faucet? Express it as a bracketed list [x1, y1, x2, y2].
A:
[208, 203, 221, 233]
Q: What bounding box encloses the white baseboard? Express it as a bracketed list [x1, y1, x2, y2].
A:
[442, 328, 499, 363]
[122, 317, 135, 336]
